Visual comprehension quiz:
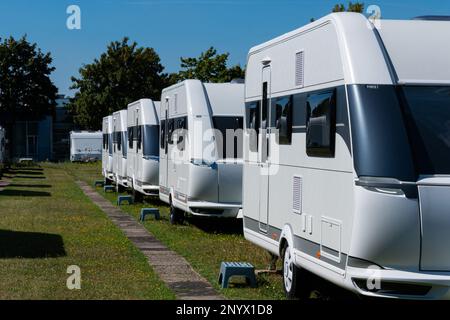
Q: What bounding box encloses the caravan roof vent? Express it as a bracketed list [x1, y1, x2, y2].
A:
[412, 16, 450, 21]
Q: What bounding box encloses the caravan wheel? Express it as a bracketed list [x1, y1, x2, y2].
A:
[282, 243, 301, 299]
[132, 187, 143, 203]
[169, 202, 184, 225]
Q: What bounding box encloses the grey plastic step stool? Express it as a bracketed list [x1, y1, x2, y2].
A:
[117, 195, 133, 205]
[140, 208, 160, 221]
[104, 185, 114, 193]
[218, 262, 257, 288]
[94, 180, 104, 187]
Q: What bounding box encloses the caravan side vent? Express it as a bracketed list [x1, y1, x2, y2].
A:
[293, 175, 303, 214]
[295, 51, 305, 87]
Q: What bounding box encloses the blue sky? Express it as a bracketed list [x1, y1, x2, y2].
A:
[0, 0, 449, 96]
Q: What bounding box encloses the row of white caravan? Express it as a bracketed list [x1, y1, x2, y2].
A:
[102, 81, 245, 223]
[102, 13, 450, 300]
[69, 131, 102, 162]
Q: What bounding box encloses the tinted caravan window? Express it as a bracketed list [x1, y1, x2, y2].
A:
[103, 134, 108, 150]
[160, 120, 166, 149]
[142, 125, 159, 158]
[274, 96, 293, 145]
[175, 117, 188, 151]
[306, 90, 336, 157]
[108, 133, 113, 155]
[401, 86, 450, 175]
[168, 119, 175, 144]
[121, 131, 127, 157]
[137, 126, 142, 150]
[116, 131, 121, 151]
[128, 127, 133, 149]
[246, 101, 260, 153]
[213, 116, 243, 159]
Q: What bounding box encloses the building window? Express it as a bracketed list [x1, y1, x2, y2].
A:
[306, 90, 336, 157]
[274, 96, 293, 145]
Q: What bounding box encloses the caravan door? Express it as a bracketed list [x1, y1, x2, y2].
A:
[159, 102, 169, 191]
[258, 66, 271, 232]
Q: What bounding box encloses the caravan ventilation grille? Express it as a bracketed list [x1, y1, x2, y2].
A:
[293, 175, 303, 214]
[295, 51, 305, 87]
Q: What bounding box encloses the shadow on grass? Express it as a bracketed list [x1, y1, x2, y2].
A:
[9, 170, 43, 175]
[8, 184, 51, 189]
[0, 189, 51, 197]
[188, 217, 244, 235]
[0, 229, 66, 258]
[14, 176, 46, 180]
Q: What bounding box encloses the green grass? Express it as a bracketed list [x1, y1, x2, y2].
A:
[0, 163, 175, 300]
[63, 161, 286, 300]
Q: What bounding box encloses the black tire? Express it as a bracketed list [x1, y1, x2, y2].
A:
[132, 187, 143, 203]
[116, 182, 125, 193]
[282, 242, 301, 299]
[169, 201, 184, 225]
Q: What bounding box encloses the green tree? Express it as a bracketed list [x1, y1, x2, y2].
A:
[0, 36, 57, 117]
[0, 35, 57, 156]
[332, 2, 365, 13]
[69, 37, 170, 130]
[173, 47, 245, 83]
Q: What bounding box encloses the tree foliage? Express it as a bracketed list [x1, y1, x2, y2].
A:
[0, 36, 57, 119]
[332, 2, 365, 13]
[69, 37, 169, 130]
[172, 47, 245, 83]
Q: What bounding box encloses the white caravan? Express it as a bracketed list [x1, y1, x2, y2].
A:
[112, 110, 128, 191]
[243, 13, 450, 299]
[102, 116, 114, 183]
[69, 131, 102, 162]
[159, 80, 244, 224]
[126, 99, 160, 200]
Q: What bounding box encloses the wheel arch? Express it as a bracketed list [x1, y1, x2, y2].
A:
[279, 224, 295, 257]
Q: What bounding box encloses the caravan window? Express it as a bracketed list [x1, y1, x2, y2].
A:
[160, 120, 166, 149]
[103, 134, 108, 150]
[274, 96, 293, 145]
[213, 116, 243, 159]
[306, 90, 336, 157]
[137, 126, 142, 150]
[116, 132, 122, 151]
[122, 131, 127, 157]
[128, 127, 133, 149]
[176, 117, 188, 151]
[168, 119, 175, 144]
[246, 101, 260, 152]
[142, 125, 160, 158]
[401, 86, 450, 174]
